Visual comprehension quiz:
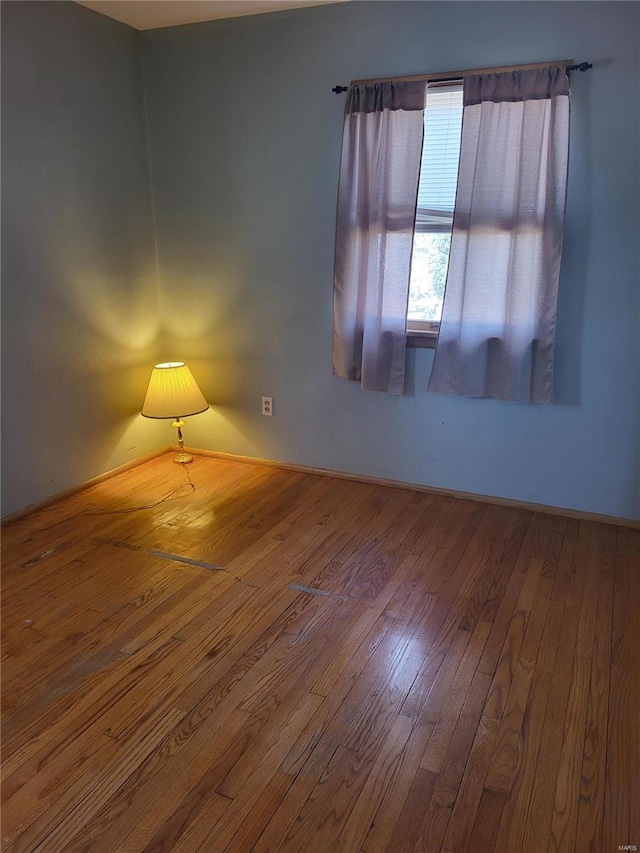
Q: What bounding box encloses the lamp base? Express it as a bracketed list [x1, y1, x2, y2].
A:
[170, 419, 193, 463]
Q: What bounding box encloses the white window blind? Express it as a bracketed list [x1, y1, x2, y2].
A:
[415, 81, 463, 231]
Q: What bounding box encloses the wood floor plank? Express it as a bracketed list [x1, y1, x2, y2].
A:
[547, 523, 604, 852]
[420, 620, 491, 774]
[429, 668, 493, 810]
[361, 628, 472, 852]
[2, 634, 186, 797]
[2, 454, 636, 853]
[1, 569, 227, 770]
[459, 508, 532, 629]
[59, 708, 251, 852]
[386, 767, 440, 852]
[484, 567, 553, 796]
[575, 524, 616, 853]
[336, 714, 414, 852]
[493, 595, 566, 853]
[603, 527, 639, 851]
[7, 708, 186, 853]
[252, 741, 339, 853]
[491, 516, 583, 853]
[223, 770, 293, 853]
[165, 791, 231, 853]
[482, 552, 546, 723]
[466, 788, 506, 853]
[5, 570, 215, 734]
[279, 740, 394, 853]
[310, 554, 417, 698]
[171, 582, 310, 713]
[186, 695, 327, 851]
[440, 714, 501, 853]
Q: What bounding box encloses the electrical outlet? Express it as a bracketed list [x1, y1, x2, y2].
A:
[261, 396, 273, 417]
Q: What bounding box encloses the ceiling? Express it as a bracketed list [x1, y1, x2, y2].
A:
[76, 0, 349, 31]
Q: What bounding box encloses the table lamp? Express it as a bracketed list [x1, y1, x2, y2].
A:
[142, 362, 208, 463]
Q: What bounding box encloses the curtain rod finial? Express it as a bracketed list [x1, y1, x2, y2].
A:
[332, 85, 349, 94]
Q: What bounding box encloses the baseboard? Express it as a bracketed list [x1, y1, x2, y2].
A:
[1, 447, 172, 527]
[5, 444, 636, 530]
[183, 445, 640, 530]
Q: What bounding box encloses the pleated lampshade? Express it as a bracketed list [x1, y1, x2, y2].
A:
[141, 362, 208, 419]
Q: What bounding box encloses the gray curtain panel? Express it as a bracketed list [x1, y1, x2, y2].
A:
[429, 66, 570, 402]
[332, 81, 425, 394]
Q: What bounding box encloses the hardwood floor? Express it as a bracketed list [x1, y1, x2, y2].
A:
[1, 453, 638, 852]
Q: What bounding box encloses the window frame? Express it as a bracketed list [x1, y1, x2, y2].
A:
[406, 320, 440, 349]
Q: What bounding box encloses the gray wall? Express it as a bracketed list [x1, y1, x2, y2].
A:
[141, 1, 640, 520]
[1, 1, 161, 516]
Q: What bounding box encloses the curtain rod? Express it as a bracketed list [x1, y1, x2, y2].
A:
[331, 60, 592, 94]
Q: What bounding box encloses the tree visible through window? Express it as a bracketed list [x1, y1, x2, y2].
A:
[407, 82, 463, 329]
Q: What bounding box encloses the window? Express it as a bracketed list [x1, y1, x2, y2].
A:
[407, 82, 463, 345]
[333, 64, 570, 398]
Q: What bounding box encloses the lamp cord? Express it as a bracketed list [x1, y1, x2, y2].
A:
[25, 463, 196, 533]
